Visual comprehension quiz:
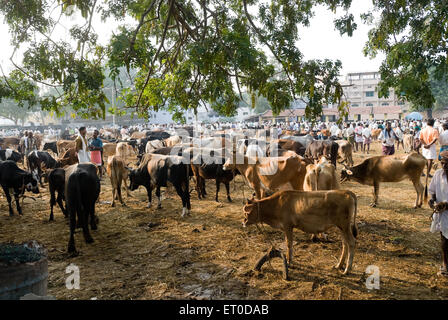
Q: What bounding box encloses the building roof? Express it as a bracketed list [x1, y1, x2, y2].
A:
[261, 105, 404, 118]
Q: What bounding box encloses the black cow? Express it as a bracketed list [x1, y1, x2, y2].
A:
[66, 163, 101, 253]
[48, 168, 67, 221]
[129, 154, 191, 217]
[305, 140, 339, 167]
[42, 141, 58, 155]
[0, 160, 39, 216]
[27, 151, 58, 186]
[146, 131, 171, 140]
[0, 149, 22, 162]
[191, 161, 236, 202]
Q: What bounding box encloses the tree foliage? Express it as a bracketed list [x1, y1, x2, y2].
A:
[1, 0, 446, 123]
[363, 0, 448, 113]
[0, 0, 357, 123]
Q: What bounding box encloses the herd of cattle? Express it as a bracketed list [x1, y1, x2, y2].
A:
[0, 127, 429, 275]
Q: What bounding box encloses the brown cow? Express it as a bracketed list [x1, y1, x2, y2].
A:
[106, 155, 130, 207]
[223, 153, 307, 199]
[334, 140, 354, 167]
[268, 139, 306, 157]
[165, 136, 183, 147]
[57, 140, 76, 155]
[304, 157, 340, 191]
[0, 137, 20, 150]
[56, 147, 78, 167]
[243, 190, 358, 274]
[305, 140, 339, 167]
[102, 143, 117, 160]
[371, 129, 382, 141]
[341, 152, 426, 208]
[116, 142, 136, 164]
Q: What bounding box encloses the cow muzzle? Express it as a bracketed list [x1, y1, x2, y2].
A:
[242, 218, 248, 228]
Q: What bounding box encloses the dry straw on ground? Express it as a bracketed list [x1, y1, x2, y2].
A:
[0, 142, 447, 300]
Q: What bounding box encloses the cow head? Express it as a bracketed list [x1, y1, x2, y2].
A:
[24, 171, 40, 194]
[340, 163, 353, 183]
[128, 169, 141, 191]
[242, 197, 259, 227]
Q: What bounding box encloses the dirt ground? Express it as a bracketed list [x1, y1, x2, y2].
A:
[1, 141, 448, 300]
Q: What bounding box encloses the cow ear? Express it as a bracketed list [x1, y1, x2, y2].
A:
[346, 170, 353, 175]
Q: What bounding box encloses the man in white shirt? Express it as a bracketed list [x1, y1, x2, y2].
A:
[362, 124, 372, 154]
[345, 123, 355, 146]
[354, 122, 364, 152]
[330, 123, 339, 137]
[378, 121, 398, 155]
[394, 125, 404, 151]
[429, 150, 448, 276]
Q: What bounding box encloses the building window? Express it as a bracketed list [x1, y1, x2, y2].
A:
[351, 104, 359, 107]
[366, 103, 373, 107]
[363, 74, 375, 80]
[243, 112, 248, 115]
[366, 91, 374, 97]
[398, 101, 405, 105]
[381, 103, 389, 106]
[367, 85, 372, 88]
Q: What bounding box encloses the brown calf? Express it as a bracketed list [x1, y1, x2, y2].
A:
[243, 190, 358, 274]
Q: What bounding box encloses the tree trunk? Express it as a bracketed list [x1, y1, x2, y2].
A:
[426, 108, 433, 119]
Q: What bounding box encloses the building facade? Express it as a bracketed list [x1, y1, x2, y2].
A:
[341, 71, 410, 121]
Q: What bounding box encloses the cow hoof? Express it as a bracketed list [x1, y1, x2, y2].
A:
[122, 203, 127, 207]
[67, 244, 77, 254]
[369, 203, 377, 208]
[227, 198, 232, 203]
[157, 205, 162, 209]
[85, 237, 94, 244]
[111, 203, 115, 207]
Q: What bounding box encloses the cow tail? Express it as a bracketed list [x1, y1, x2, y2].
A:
[424, 161, 429, 202]
[351, 193, 358, 238]
[332, 143, 339, 167]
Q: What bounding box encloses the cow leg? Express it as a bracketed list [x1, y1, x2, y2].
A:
[156, 186, 162, 209]
[335, 232, 348, 270]
[225, 182, 232, 202]
[215, 179, 220, 202]
[370, 182, 379, 207]
[13, 189, 22, 215]
[202, 178, 207, 196]
[342, 228, 356, 275]
[89, 203, 98, 231]
[57, 191, 67, 217]
[111, 186, 116, 207]
[412, 178, 424, 208]
[68, 207, 77, 253]
[81, 212, 94, 244]
[185, 181, 191, 214]
[285, 228, 294, 265]
[2, 186, 14, 216]
[195, 176, 202, 199]
[49, 186, 56, 221]
[117, 181, 125, 206]
[174, 184, 188, 217]
[145, 185, 152, 208]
